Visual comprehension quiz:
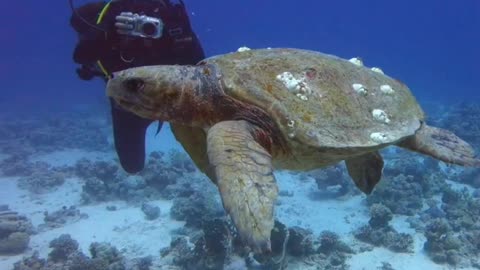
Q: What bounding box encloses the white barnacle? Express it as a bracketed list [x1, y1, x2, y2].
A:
[287, 120, 295, 128]
[237, 46, 251, 52]
[352, 83, 368, 95]
[370, 132, 390, 143]
[296, 93, 309, 101]
[288, 133, 295, 138]
[380, 84, 395, 95]
[372, 109, 391, 124]
[371, 67, 384, 74]
[349, 57, 364, 67]
[276, 71, 311, 96]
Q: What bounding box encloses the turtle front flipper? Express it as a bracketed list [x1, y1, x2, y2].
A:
[345, 151, 384, 194]
[170, 124, 210, 174]
[206, 120, 278, 254]
[397, 124, 480, 167]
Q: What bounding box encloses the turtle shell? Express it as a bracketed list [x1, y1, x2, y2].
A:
[203, 48, 424, 148]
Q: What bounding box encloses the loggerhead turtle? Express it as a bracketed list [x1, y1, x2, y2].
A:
[106, 48, 480, 253]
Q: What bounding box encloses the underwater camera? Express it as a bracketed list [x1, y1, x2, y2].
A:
[128, 14, 164, 39]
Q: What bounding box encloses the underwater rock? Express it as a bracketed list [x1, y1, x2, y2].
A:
[368, 204, 393, 229]
[0, 206, 34, 254]
[160, 236, 197, 269]
[354, 204, 413, 253]
[106, 205, 117, 211]
[286, 226, 315, 257]
[318, 230, 354, 256]
[48, 234, 80, 262]
[367, 174, 424, 215]
[378, 262, 396, 270]
[17, 162, 66, 194]
[308, 164, 357, 198]
[140, 203, 160, 220]
[40, 206, 88, 230]
[89, 242, 126, 269]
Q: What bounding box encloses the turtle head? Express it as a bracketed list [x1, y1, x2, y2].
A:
[107, 65, 221, 126]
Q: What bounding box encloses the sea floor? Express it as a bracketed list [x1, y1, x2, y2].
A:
[1, 110, 479, 270]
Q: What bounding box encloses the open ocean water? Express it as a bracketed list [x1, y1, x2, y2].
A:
[0, 0, 479, 269]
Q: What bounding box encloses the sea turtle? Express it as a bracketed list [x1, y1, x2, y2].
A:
[106, 48, 480, 253]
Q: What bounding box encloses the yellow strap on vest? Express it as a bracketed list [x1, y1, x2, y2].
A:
[96, 1, 112, 25]
[96, 60, 112, 79]
[96, 1, 113, 79]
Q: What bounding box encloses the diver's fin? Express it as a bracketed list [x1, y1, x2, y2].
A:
[345, 151, 384, 194]
[206, 120, 277, 254]
[397, 124, 480, 167]
[110, 98, 152, 173]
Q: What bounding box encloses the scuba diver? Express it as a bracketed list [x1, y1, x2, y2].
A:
[70, 0, 205, 173]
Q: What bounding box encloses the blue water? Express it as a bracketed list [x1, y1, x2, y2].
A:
[2, 0, 479, 113]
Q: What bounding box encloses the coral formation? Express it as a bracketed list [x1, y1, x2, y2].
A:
[367, 174, 424, 215]
[140, 203, 160, 220]
[307, 164, 357, 198]
[354, 204, 413, 253]
[169, 192, 224, 228]
[40, 206, 88, 230]
[13, 234, 150, 270]
[15, 162, 66, 193]
[0, 206, 34, 254]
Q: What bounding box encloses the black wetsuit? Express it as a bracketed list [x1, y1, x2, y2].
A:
[71, 0, 205, 173]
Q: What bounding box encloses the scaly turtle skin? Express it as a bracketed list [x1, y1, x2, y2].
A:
[106, 48, 480, 254]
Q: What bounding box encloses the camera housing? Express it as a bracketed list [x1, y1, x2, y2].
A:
[132, 15, 163, 39]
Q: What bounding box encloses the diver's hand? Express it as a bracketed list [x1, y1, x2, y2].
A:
[115, 12, 138, 35]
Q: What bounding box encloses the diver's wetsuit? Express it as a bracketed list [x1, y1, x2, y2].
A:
[71, 0, 205, 173]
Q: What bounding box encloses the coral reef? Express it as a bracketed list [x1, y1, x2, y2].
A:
[77, 159, 156, 203]
[39, 206, 88, 230]
[13, 234, 150, 270]
[423, 219, 463, 266]
[0, 111, 111, 156]
[306, 164, 357, 198]
[48, 234, 80, 262]
[367, 174, 424, 216]
[78, 150, 200, 204]
[169, 191, 224, 228]
[15, 162, 67, 193]
[354, 204, 413, 253]
[0, 206, 34, 254]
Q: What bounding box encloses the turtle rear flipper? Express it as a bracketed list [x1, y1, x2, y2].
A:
[345, 151, 384, 194]
[207, 120, 278, 254]
[398, 124, 480, 167]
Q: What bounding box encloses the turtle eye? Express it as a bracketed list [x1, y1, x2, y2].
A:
[124, 78, 145, 93]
